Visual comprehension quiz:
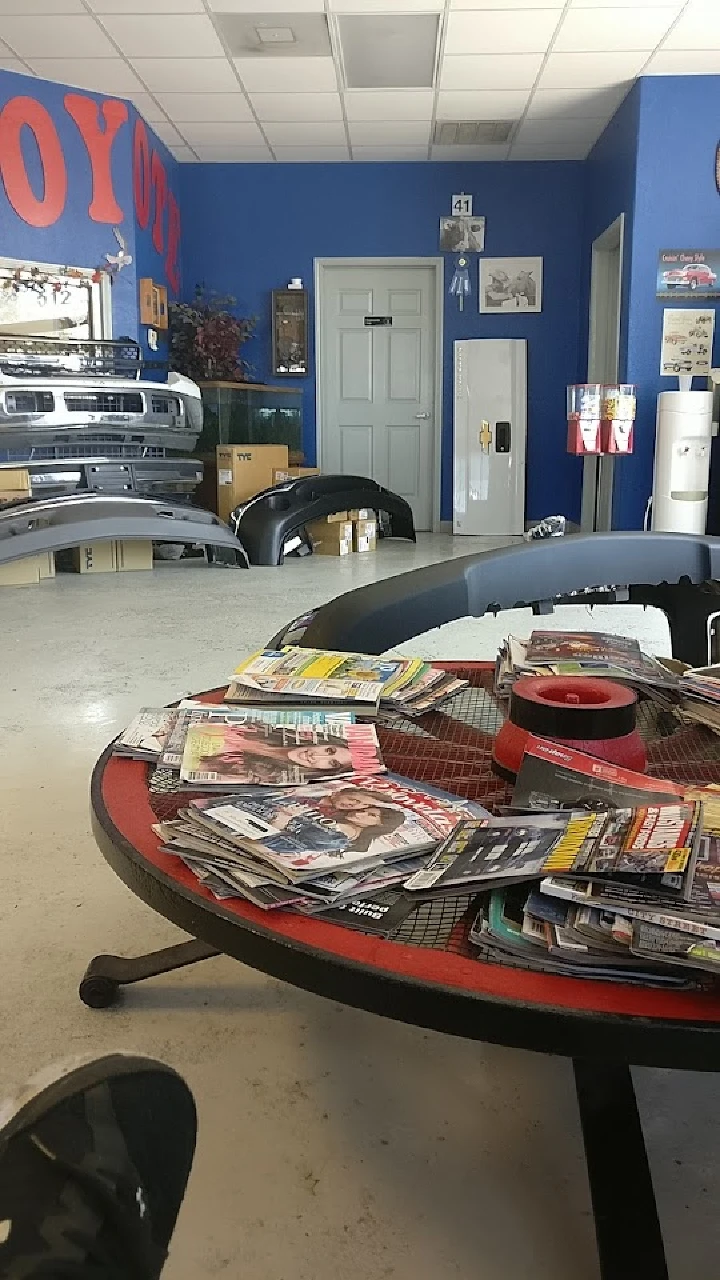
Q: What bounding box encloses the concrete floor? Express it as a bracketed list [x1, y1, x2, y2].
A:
[1, 532, 718, 1280]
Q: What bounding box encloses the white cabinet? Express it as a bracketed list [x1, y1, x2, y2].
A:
[453, 338, 527, 535]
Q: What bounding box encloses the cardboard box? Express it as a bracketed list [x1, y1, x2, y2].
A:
[348, 508, 373, 521]
[352, 518, 378, 553]
[308, 518, 353, 557]
[272, 467, 320, 484]
[0, 557, 41, 586]
[0, 468, 30, 491]
[0, 489, 31, 505]
[115, 540, 153, 572]
[62, 542, 117, 574]
[37, 551, 55, 580]
[216, 445, 289, 522]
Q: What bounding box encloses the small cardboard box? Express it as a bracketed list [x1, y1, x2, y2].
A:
[272, 467, 320, 484]
[352, 518, 378, 553]
[216, 445, 289, 522]
[308, 518, 353, 556]
[0, 556, 41, 586]
[348, 508, 373, 521]
[37, 551, 55, 580]
[62, 542, 117, 574]
[115, 539, 153, 572]
[0, 468, 30, 490]
[0, 489, 31, 505]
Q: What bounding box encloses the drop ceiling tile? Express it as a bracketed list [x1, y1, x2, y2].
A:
[554, 6, 679, 52]
[524, 84, 631, 117]
[29, 57, 144, 92]
[0, 0, 83, 11]
[131, 58, 240, 91]
[445, 9, 562, 55]
[344, 89, 434, 120]
[156, 92, 253, 122]
[233, 55, 337, 92]
[179, 120, 266, 145]
[348, 120, 430, 145]
[353, 145, 430, 160]
[148, 119, 187, 147]
[662, 2, 720, 48]
[431, 142, 510, 159]
[437, 88, 530, 118]
[516, 115, 606, 143]
[0, 15, 116, 57]
[194, 143, 274, 160]
[208, 0, 324, 10]
[167, 144, 197, 161]
[251, 92, 342, 121]
[273, 145, 351, 160]
[644, 49, 720, 73]
[263, 120, 346, 144]
[571, 0, 682, 7]
[89, 0, 203, 11]
[441, 53, 544, 90]
[451, 0, 562, 7]
[331, 0, 443, 8]
[100, 14, 224, 58]
[0, 57, 30, 72]
[125, 91, 166, 123]
[538, 50, 648, 87]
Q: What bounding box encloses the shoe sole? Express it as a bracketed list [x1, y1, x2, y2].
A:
[0, 1054, 187, 1147]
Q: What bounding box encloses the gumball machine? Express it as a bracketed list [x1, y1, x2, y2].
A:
[600, 384, 636, 453]
[567, 384, 602, 455]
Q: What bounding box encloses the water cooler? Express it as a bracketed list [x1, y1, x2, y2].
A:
[651, 391, 715, 534]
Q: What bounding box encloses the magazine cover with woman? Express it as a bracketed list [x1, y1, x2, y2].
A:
[180, 719, 384, 787]
[192, 776, 484, 878]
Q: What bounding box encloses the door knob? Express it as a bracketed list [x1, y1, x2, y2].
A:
[415, 411, 430, 419]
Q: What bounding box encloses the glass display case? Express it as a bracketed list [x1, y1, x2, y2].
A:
[196, 382, 302, 455]
[272, 289, 308, 376]
[194, 381, 303, 512]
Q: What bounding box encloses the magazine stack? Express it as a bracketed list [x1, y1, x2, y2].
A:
[113, 640, 720, 980]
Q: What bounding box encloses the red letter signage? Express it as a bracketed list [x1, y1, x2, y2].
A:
[0, 96, 67, 228]
[165, 189, 181, 294]
[150, 151, 167, 254]
[133, 118, 151, 230]
[64, 93, 127, 223]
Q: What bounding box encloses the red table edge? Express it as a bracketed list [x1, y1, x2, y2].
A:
[96, 698, 720, 1030]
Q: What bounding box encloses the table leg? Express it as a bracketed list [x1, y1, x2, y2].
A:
[573, 1059, 668, 1280]
[79, 939, 220, 1009]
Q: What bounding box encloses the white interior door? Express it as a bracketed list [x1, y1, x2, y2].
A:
[317, 263, 438, 531]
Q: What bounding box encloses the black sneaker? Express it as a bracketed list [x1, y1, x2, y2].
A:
[0, 1053, 196, 1279]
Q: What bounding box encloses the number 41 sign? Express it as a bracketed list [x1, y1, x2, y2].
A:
[452, 193, 473, 216]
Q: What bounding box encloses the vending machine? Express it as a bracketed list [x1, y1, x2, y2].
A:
[453, 338, 527, 535]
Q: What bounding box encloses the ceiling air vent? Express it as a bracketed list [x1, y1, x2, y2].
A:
[434, 121, 515, 146]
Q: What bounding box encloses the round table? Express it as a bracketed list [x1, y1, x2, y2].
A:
[86, 663, 720, 1280]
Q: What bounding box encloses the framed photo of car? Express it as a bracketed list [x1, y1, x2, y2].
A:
[657, 249, 720, 299]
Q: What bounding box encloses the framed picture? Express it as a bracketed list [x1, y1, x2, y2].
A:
[479, 256, 543, 314]
[439, 215, 485, 254]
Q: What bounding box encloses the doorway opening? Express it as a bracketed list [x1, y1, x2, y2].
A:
[315, 257, 443, 532]
[581, 214, 624, 532]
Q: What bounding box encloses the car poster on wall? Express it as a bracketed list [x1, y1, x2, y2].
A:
[660, 308, 715, 378]
[657, 250, 720, 298]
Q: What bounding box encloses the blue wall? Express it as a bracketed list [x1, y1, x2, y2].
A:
[612, 75, 720, 530]
[583, 83, 640, 380]
[180, 160, 585, 523]
[0, 69, 180, 364]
